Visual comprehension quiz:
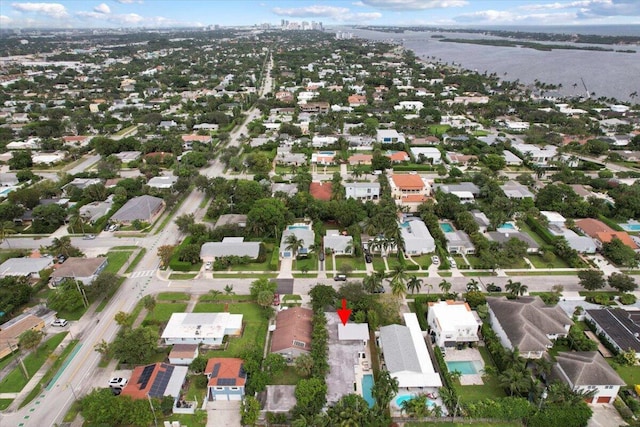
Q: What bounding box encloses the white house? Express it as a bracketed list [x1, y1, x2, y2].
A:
[400, 218, 435, 255]
[376, 129, 405, 144]
[200, 238, 261, 262]
[324, 230, 353, 255]
[427, 301, 481, 349]
[553, 351, 625, 404]
[280, 223, 314, 258]
[168, 344, 199, 366]
[0, 257, 54, 279]
[410, 147, 442, 164]
[161, 313, 243, 345]
[344, 182, 380, 201]
[394, 101, 423, 112]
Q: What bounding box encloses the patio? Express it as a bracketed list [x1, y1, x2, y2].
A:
[444, 347, 485, 385]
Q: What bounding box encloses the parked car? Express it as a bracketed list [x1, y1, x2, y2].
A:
[431, 255, 440, 265]
[447, 257, 457, 268]
[83, 234, 96, 240]
[333, 274, 347, 281]
[57, 254, 66, 264]
[108, 224, 119, 232]
[319, 252, 325, 262]
[204, 261, 212, 270]
[373, 286, 385, 294]
[108, 377, 128, 389]
[365, 254, 372, 263]
[487, 284, 502, 293]
[51, 319, 68, 327]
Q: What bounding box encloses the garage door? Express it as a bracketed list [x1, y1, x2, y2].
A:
[229, 394, 242, 401]
[597, 396, 611, 404]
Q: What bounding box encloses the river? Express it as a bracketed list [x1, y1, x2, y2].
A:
[348, 27, 640, 103]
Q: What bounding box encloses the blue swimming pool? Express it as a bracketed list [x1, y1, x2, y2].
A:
[621, 222, 640, 232]
[288, 225, 309, 230]
[362, 374, 375, 408]
[318, 151, 335, 155]
[498, 222, 516, 230]
[394, 394, 436, 408]
[440, 223, 454, 233]
[446, 360, 481, 375]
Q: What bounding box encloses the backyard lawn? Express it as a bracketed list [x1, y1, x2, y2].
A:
[0, 332, 67, 393]
[454, 346, 506, 403]
[270, 366, 303, 385]
[193, 302, 269, 358]
[144, 303, 188, 322]
[607, 359, 640, 386]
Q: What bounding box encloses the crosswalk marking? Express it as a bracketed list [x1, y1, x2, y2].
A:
[129, 270, 155, 278]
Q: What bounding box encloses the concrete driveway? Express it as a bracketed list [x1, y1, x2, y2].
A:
[588, 403, 627, 427]
[207, 400, 241, 427]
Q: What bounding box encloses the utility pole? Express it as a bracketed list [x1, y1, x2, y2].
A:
[147, 393, 158, 427]
[8, 341, 29, 379]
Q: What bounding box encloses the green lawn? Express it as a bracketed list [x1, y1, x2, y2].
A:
[294, 256, 317, 272]
[270, 366, 303, 385]
[517, 222, 548, 247]
[157, 292, 191, 301]
[607, 359, 640, 386]
[0, 333, 67, 393]
[0, 399, 13, 410]
[527, 255, 570, 268]
[407, 423, 521, 427]
[427, 124, 451, 135]
[103, 251, 133, 274]
[145, 303, 188, 322]
[213, 273, 277, 279]
[408, 254, 432, 269]
[169, 273, 197, 280]
[195, 302, 268, 358]
[228, 245, 276, 272]
[125, 248, 147, 273]
[372, 257, 386, 271]
[454, 346, 506, 403]
[335, 256, 366, 272]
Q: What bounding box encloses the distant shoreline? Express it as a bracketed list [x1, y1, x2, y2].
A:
[438, 38, 636, 54]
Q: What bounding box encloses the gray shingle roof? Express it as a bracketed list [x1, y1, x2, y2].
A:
[586, 308, 640, 353]
[554, 351, 625, 387]
[487, 296, 573, 352]
[111, 195, 164, 223]
[487, 231, 540, 249]
[200, 238, 261, 259]
[0, 257, 53, 277]
[379, 324, 421, 373]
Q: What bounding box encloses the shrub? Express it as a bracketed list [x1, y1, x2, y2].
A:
[269, 247, 279, 271]
[405, 264, 420, 271]
[619, 293, 637, 305]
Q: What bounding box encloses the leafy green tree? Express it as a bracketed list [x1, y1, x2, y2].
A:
[177, 243, 201, 264]
[498, 367, 533, 397]
[264, 353, 287, 378]
[608, 273, 637, 293]
[190, 355, 208, 373]
[142, 295, 156, 317]
[19, 329, 44, 352]
[0, 276, 33, 317]
[157, 245, 175, 268]
[250, 277, 277, 299]
[284, 234, 305, 260]
[309, 284, 337, 311]
[578, 269, 605, 291]
[372, 370, 398, 416]
[257, 290, 274, 309]
[46, 236, 83, 258]
[86, 272, 118, 300]
[175, 213, 195, 233]
[294, 353, 314, 377]
[326, 394, 373, 426]
[246, 198, 291, 238]
[8, 150, 33, 170]
[48, 280, 85, 313]
[114, 311, 133, 327]
[240, 396, 260, 427]
[293, 378, 327, 418]
[602, 238, 639, 268]
[32, 204, 67, 234]
[110, 326, 159, 364]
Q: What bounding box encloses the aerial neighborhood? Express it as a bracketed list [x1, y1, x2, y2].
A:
[0, 24, 640, 427]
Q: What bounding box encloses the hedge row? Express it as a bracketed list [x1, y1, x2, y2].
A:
[269, 246, 280, 271]
[525, 215, 557, 245]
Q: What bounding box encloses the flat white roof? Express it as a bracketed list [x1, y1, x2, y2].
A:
[338, 323, 369, 341]
[161, 313, 243, 340]
[540, 211, 566, 223]
[429, 301, 478, 331]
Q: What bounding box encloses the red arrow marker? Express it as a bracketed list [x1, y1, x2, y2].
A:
[337, 298, 352, 326]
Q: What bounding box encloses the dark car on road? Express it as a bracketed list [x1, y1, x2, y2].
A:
[487, 284, 502, 292]
[365, 254, 372, 263]
[333, 274, 347, 281]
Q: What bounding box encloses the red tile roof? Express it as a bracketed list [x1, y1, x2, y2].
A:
[205, 358, 246, 387]
[309, 182, 332, 201]
[575, 218, 614, 237]
[595, 232, 638, 249]
[387, 151, 409, 162]
[392, 174, 424, 190]
[402, 195, 428, 203]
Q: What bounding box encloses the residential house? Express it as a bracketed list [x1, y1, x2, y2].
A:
[280, 223, 314, 258]
[410, 147, 442, 164]
[168, 344, 199, 366]
[486, 296, 573, 359]
[348, 153, 373, 165]
[503, 150, 523, 166]
[0, 257, 53, 279]
[200, 238, 261, 262]
[276, 146, 307, 166]
[309, 182, 332, 201]
[511, 143, 559, 167]
[113, 151, 141, 162]
[80, 197, 114, 224]
[0, 305, 56, 358]
[585, 308, 640, 359]
[433, 182, 480, 204]
[110, 195, 165, 225]
[575, 218, 638, 250]
[311, 151, 336, 165]
[32, 151, 65, 165]
[400, 217, 436, 255]
[552, 351, 625, 404]
[62, 135, 92, 147]
[389, 174, 431, 210]
[427, 300, 481, 349]
[161, 313, 243, 345]
[62, 178, 103, 196]
[348, 94, 367, 107]
[445, 152, 478, 166]
[376, 129, 405, 144]
[487, 231, 540, 253]
[338, 323, 370, 346]
[121, 362, 190, 412]
[378, 313, 443, 392]
[50, 257, 108, 286]
[181, 134, 212, 150]
[271, 307, 313, 360]
[541, 211, 567, 228]
[147, 175, 178, 190]
[299, 102, 329, 113]
[500, 180, 535, 199]
[271, 183, 298, 197]
[471, 210, 491, 232]
[0, 173, 18, 187]
[386, 150, 410, 163]
[205, 358, 247, 401]
[214, 214, 247, 229]
[344, 182, 380, 201]
[394, 101, 423, 112]
[444, 230, 475, 255]
[324, 230, 353, 255]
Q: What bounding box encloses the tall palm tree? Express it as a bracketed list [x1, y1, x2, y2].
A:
[224, 284, 235, 303]
[389, 265, 408, 299]
[284, 233, 305, 259]
[466, 278, 480, 292]
[48, 236, 76, 257]
[498, 367, 533, 397]
[0, 221, 16, 248]
[68, 212, 85, 234]
[438, 279, 452, 295]
[505, 279, 528, 298]
[406, 275, 423, 295]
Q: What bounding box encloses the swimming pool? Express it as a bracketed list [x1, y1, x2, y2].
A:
[318, 151, 335, 155]
[288, 225, 310, 230]
[498, 222, 516, 230]
[446, 360, 482, 375]
[440, 223, 454, 233]
[362, 374, 375, 408]
[394, 394, 436, 408]
[621, 222, 640, 232]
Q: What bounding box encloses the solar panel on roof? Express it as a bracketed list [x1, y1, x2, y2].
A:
[138, 365, 155, 388]
[211, 363, 220, 378]
[238, 365, 246, 379]
[149, 366, 174, 397]
[217, 378, 236, 386]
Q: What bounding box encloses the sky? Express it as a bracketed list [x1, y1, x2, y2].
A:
[1, 0, 639, 29]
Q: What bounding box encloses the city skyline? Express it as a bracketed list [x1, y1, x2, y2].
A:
[1, 0, 639, 29]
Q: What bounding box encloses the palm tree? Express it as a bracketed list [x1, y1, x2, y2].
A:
[48, 236, 76, 257]
[389, 265, 408, 299]
[505, 279, 527, 298]
[498, 367, 533, 396]
[0, 221, 16, 248]
[284, 233, 305, 261]
[224, 284, 235, 303]
[438, 279, 452, 295]
[363, 271, 384, 294]
[68, 212, 85, 234]
[466, 278, 480, 292]
[406, 275, 423, 295]
[208, 289, 222, 301]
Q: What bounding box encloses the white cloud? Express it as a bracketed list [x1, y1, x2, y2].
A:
[0, 15, 12, 24]
[360, 0, 467, 10]
[94, 3, 111, 14]
[352, 1, 365, 6]
[454, 9, 577, 24]
[113, 0, 142, 3]
[11, 2, 68, 19]
[272, 5, 381, 22]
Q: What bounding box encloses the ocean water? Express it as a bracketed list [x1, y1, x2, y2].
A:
[348, 27, 640, 102]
